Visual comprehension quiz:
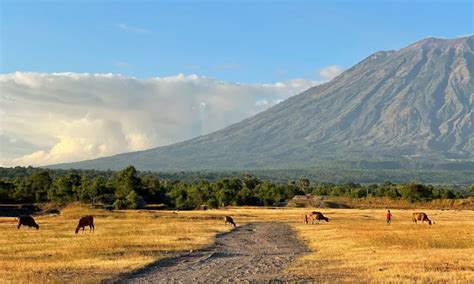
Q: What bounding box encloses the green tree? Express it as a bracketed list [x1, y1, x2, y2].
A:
[14, 178, 35, 203]
[0, 180, 15, 203]
[243, 175, 260, 190]
[29, 171, 52, 202]
[125, 191, 145, 209]
[217, 187, 233, 207]
[207, 197, 219, 208]
[113, 199, 128, 209]
[141, 176, 168, 204]
[236, 187, 260, 205]
[330, 186, 346, 197]
[79, 176, 108, 204]
[115, 166, 141, 199]
[48, 172, 81, 203]
[398, 183, 432, 202]
[167, 184, 194, 209]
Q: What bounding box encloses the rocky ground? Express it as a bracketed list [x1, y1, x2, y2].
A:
[118, 222, 311, 283]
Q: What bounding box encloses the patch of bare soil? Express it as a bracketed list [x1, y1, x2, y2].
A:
[115, 222, 311, 283]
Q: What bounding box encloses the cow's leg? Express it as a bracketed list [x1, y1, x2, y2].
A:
[17, 223, 21, 229]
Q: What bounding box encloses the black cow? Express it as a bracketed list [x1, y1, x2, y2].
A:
[18, 215, 39, 230]
[75, 216, 95, 234]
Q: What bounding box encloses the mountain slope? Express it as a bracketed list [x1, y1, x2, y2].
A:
[52, 36, 474, 171]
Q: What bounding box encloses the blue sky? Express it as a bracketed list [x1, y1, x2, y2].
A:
[1, 0, 473, 83]
[1, 0, 473, 166]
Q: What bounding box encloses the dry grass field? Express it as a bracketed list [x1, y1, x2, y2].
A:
[288, 209, 474, 283]
[0, 205, 473, 283]
[0, 205, 234, 283]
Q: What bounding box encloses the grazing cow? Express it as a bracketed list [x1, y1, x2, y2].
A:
[224, 216, 236, 227]
[304, 214, 309, 224]
[305, 211, 329, 224]
[75, 216, 95, 234]
[17, 215, 39, 230]
[412, 212, 432, 225]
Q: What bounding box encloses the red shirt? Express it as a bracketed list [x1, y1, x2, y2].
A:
[387, 213, 392, 219]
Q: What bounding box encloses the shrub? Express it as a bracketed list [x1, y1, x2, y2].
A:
[125, 191, 145, 209]
[113, 199, 128, 210]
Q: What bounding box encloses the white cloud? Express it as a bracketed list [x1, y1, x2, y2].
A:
[318, 65, 345, 80]
[0, 72, 319, 166]
[116, 23, 149, 33]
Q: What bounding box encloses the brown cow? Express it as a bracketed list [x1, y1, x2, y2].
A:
[224, 216, 236, 227]
[412, 212, 432, 225]
[304, 214, 310, 224]
[17, 215, 39, 230]
[75, 216, 95, 234]
[305, 211, 329, 224]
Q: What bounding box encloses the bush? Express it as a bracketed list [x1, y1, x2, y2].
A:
[113, 199, 128, 210]
[398, 183, 432, 202]
[207, 197, 219, 209]
[125, 191, 145, 209]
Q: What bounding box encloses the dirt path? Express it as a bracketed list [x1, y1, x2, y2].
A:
[119, 222, 310, 283]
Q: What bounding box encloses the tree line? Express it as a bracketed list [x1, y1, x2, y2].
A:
[1, 165, 473, 185]
[0, 166, 472, 209]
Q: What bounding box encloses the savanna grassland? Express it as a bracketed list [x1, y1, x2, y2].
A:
[0, 206, 473, 283]
[289, 209, 474, 282]
[0, 205, 233, 282]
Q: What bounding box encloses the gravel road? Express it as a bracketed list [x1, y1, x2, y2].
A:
[117, 222, 311, 283]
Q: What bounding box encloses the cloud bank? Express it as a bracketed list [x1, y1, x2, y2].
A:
[0, 72, 319, 166]
[318, 65, 344, 80]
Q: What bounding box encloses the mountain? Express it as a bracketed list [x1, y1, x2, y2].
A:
[52, 36, 474, 171]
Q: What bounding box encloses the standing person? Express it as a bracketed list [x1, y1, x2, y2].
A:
[386, 209, 392, 225]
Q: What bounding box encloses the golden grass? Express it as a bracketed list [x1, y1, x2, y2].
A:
[1, 205, 473, 283]
[288, 209, 474, 283]
[0, 205, 234, 283]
